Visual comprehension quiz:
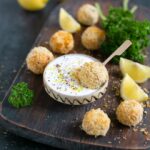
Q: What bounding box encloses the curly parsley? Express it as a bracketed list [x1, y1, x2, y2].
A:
[95, 0, 150, 63]
[8, 82, 34, 108]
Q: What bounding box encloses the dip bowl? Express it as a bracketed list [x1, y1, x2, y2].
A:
[43, 54, 109, 105]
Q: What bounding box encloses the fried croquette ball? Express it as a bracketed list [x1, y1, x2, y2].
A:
[77, 4, 99, 26]
[50, 30, 74, 54]
[81, 26, 105, 50]
[74, 62, 108, 89]
[116, 100, 143, 127]
[82, 108, 111, 136]
[26, 46, 54, 74]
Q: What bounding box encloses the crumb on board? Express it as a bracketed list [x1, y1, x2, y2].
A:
[132, 126, 150, 141]
[140, 128, 146, 132]
[144, 111, 147, 114]
[145, 101, 150, 108]
[140, 128, 150, 136]
[108, 141, 112, 144]
[110, 122, 114, 127]
[143, 88, 149, 94]
[133, 128, 138, 132]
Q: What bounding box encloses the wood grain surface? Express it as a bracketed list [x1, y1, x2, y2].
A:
[0, 0, 150, 149]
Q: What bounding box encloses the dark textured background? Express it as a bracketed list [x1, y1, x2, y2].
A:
[0, 0, 149, 149]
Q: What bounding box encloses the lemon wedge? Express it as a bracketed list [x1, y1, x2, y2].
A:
[18, 0, 48, 11]
[120, 74, 149, 102]
[120, 58, 150, 83]
[59, 8, 81, 33]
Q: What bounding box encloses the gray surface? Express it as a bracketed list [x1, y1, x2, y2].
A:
[0, 0, 149, 149]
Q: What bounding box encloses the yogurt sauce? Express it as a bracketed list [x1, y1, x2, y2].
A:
[44, 54, 98, 96]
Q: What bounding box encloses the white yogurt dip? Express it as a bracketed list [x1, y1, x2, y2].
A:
[43, 54, 100, 97]
[44, 54, 109, 105]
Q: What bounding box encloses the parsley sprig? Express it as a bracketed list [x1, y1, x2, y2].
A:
[8, 82, 34, 108]
[95, 0, 150, 63]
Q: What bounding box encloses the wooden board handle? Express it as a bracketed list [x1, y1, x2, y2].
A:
[103, 40, 132, 65]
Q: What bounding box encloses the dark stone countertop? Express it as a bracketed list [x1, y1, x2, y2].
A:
[0, 0, 149, 149]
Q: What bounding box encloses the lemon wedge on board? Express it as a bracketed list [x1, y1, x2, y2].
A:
[120, 58, 150, 83]
[59, 8, 81, 33]
[120, 74, 149, 102]
[18, 0, 48, 11]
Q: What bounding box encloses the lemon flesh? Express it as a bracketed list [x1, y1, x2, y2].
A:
[120, 74, 148, 102]
[120, 58, 150, 83]
[18, 0, 48, 11]
[59, 8, 81, 33]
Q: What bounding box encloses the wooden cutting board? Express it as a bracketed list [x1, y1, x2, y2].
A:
[0, 0, 150, 149]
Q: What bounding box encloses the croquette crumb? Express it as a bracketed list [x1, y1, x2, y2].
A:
[82, 108, 111, 136]
[50, 30, 74, 54]
[116, 100, 143, 127]
[77, 4, 99, 26]
[81, 26, 105, 50]
[26, 46, 54, 74]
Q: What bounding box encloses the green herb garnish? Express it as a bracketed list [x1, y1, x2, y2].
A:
[8, 82, 34, 108]
[95, 0, 150, 63]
